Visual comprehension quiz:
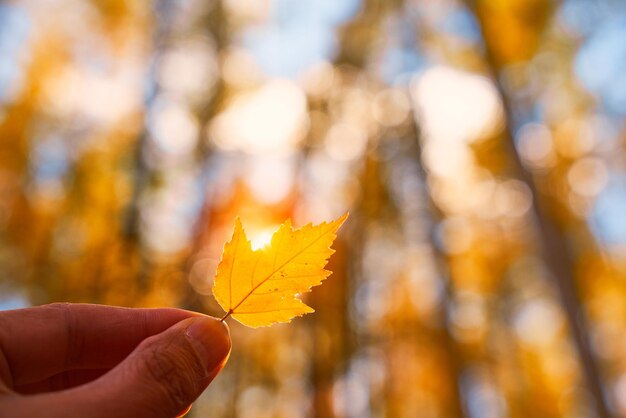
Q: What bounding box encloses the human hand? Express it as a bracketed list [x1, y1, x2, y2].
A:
[0, 303, 231, 418]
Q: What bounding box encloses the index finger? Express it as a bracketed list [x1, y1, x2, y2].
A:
[0, 303, 201, 386]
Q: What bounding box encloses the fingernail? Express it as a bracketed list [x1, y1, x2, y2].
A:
[185, 317, 231, 373]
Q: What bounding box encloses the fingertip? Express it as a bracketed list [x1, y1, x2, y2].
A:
[47, 314, 232, 418]
[176, 404, 193, 418]
[185, 317, 231, 374]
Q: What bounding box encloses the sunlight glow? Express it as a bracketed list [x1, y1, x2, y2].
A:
[244, 157, 294, 203]
[249, 226, 277, 250]
[514, 300, 563, 348]
[411, 66, 503, 143]
[149, 97, 199, 155]
[567, 157, 608, 197]
[516, 123, 555, 168]
[209, 79, 308, 155]
[372, 88, 411, 127]
[324, 122, 368, 161]
[221, 47, 263, 87]
[43, 66, 139, 124]
[158, 37, 218, 102]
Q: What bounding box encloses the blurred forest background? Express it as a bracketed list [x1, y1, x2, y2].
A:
[1, 0, 626, 417]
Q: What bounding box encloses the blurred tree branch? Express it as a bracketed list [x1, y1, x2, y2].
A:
[405, 118, 469, 418]
[465, 1, 612, 416]
[177, 0, 230, 314]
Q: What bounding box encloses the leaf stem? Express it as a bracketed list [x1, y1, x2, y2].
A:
[220, 310, 233, 322]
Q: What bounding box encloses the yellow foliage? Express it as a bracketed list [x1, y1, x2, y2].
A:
[212, 214, 348, 327]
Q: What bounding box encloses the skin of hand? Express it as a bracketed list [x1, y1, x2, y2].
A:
[0, 303, 231, 418]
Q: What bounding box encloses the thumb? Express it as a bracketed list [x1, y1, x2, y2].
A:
[100, 315, 231, 417]
[31, 316, 231, 418]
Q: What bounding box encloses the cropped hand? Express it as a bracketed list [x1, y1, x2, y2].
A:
[0, 303, 231, 418]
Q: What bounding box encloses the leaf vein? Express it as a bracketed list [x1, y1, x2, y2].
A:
[231, 224, 336, 313]
[234, 307, 308, 315]
[228, 224, 241, 309]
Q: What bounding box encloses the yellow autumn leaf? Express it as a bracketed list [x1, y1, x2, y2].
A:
[212, 213, 348, 328]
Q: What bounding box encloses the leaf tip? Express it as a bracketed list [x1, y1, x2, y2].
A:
[232, 217, 249, 240]
[330, 212, 349, 232]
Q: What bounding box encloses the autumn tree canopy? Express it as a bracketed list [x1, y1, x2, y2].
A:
[1, 0, 626, 417]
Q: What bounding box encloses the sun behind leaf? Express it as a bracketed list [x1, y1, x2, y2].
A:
[212, 213, 348, 328]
